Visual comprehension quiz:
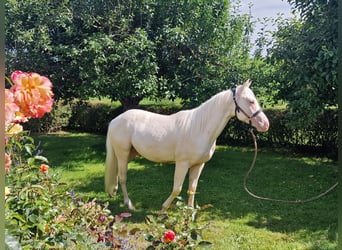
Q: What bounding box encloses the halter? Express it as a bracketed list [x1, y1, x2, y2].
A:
[232, 88, 262, 125]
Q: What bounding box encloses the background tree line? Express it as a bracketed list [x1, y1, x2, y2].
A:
[5, 0, 337, 132]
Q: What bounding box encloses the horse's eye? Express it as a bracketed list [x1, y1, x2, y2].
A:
[249, 100, 255, 104]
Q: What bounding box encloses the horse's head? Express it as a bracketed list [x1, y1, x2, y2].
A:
[233, 80, 269, 132]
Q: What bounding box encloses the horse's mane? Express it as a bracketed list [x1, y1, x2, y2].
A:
[179, 90, 232, 134]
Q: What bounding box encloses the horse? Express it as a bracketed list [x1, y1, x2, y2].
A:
[105, 80, 269, 213]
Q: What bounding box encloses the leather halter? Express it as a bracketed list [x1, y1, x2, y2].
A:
[232, 88, 262, 124]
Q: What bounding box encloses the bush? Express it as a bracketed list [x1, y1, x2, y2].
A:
[37, 99, 337, 159]
[144, 197, 212, 249]
[218, 109, 337, 159]
[67, 101, 123, 134]
[23, 101, 72, 133]
[5, 128, 135, 249]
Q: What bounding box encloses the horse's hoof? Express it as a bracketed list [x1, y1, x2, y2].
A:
[129, 205, 136, 211]
[159, 207, 168, 215]
[125, 200, 136, 211]
[108, 192, 116, 198]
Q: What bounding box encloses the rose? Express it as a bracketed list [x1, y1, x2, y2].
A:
[10, 71, 54, 121]
[163, 230, 176, 243]
[40, 164, 49, 173]
[5, 89, 20, 127]
[6, 123, 23, 135]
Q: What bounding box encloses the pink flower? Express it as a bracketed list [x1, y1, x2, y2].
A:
[10, 71, 54, 121]
[5, 153, 11, 173]
[98, 215, 107, 223]
[5, 89, 20, 127]
[114, 212, 132, 223]
[163, 230, 176, 243]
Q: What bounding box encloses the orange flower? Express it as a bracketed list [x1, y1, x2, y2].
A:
[5, 89, 20, 127]
[40, 164, 49, 173]
[10, 71, 54, 121]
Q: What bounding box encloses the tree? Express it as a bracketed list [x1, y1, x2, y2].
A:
[5, 1, 65, 98]
[269, 0, 337, 127]
[81, 28, 159, 109]
[150, 0, 254, 106]
[5, 0, 254, 108]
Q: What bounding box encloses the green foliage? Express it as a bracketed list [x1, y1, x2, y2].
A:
[144, 197, 212, 249]
[269, 0, 337, 128]
[41, 100, 336, 159]
[151, 0, 254, 107]
[5, 0, 79, 100]
[81, 28, 160, 109]
[219, 109, 337, 159]
[5, 130, 134, 249]
[5, 0, 255, 107]
[67, 101, 123, 134]
[23, 101, 72, 133]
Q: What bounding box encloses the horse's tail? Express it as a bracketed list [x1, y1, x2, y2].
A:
[105, 128, 118, 197]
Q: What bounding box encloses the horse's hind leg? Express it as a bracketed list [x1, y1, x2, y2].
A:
[187, 163, 205, 208]
[117, 149, 137, 210]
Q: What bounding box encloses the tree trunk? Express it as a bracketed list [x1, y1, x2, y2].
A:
[120, 96, 143, 111]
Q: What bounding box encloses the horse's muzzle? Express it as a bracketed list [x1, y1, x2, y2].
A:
[253, 113, 269, 132]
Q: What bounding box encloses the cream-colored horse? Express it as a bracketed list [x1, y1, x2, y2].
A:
[105, 80, 269, 213]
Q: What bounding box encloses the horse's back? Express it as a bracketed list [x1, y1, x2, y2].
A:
[107, 109, 180, 161]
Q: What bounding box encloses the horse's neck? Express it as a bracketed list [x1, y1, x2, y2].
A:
[191, 90, 235, 141]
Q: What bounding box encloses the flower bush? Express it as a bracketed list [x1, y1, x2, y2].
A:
[144, 197, 213, 249]
[4, 71, 132, 249]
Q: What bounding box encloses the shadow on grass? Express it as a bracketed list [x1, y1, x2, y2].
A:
[36, 134, 338, 236]
[78, 149, 337, 236]
[34, 133, 106, 170]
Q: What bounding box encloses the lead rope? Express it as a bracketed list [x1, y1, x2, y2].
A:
[244, 128, 338, 203]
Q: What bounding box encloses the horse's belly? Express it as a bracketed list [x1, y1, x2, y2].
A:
[135, 145, 175, 162]
[132, 137, 175, 163]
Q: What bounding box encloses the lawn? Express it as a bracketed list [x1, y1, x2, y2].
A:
[35, 132, 338, 249]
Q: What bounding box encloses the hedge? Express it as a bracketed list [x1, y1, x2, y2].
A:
[25, 101, 337, 159]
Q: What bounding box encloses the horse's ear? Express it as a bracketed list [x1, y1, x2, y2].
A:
[243, 79, 252, 88]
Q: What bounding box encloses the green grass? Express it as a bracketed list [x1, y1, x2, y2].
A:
[34, 132, 338, 250]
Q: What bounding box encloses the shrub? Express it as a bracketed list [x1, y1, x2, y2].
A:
[144, 197, 212, 249]
[67, 101, 123, 134]
[32, 95, 337, 159]
[5, 71, 134, 249]
[218, 109, 337, 159]
[23, 101, 72, 133]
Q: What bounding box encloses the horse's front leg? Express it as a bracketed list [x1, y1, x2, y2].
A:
[187, 163, 205, 208]
[160, 161, 190, 214]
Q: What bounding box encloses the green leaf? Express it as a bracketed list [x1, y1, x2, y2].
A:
[145, 215, 156, 225]
[11, 213, 26, 223]
[198, 241, 213, 248]
[24, 145, 33, 155]
[144, 234, 154, 242]
[34, 155, 48, 162]
[129, 227, 141, 235]
[28, 214, 38, 223]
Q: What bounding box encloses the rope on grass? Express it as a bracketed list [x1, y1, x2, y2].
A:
[243, 128, 338, 203]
